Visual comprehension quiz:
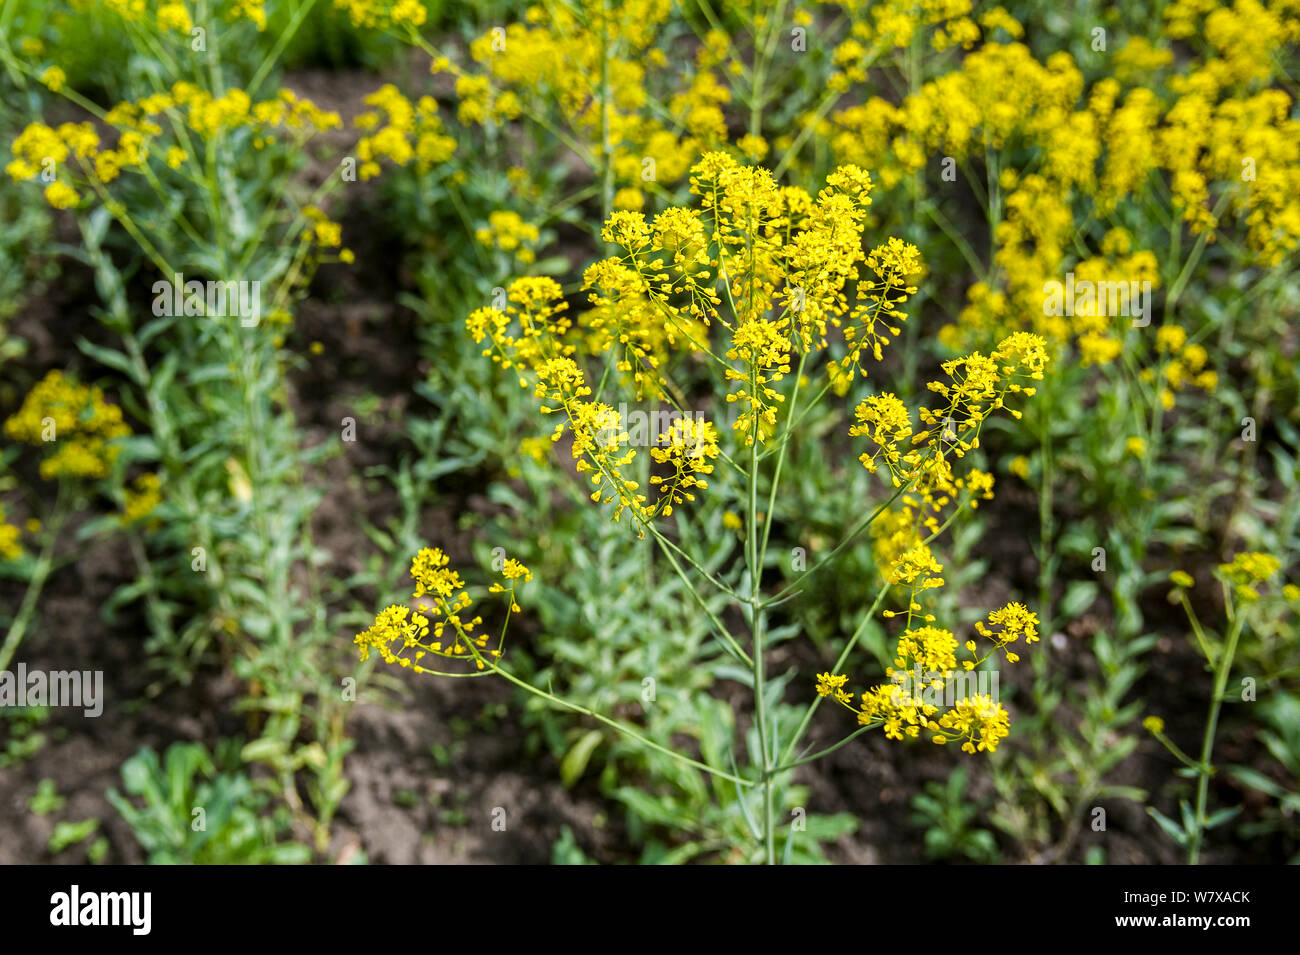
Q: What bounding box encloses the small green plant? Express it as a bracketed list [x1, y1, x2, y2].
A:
[28, 777, 64, 815]
[551, 825, 597, 865]
[48, 818, 99, 855]
[0, 705, 50, 768]
[911, 767, 1000, 863]
[107, 741, 311, 865]
[1227, 694, 1300, 862]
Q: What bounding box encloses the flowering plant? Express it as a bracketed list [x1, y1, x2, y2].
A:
[358, 152, 1050, 862]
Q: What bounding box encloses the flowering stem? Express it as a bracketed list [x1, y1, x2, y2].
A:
[248, 0, 321, 97]
[767, 725, 874, 777]
[760, 481, 909, 609]
[1166, 193, 1233, 314]
[779, 580, 890, 767]
[0, 486, 69, 673]
[747, 363, 776, 864]
[1188, 611, 1246, 864]
[489, 662, 755, 787]
[758, 351, 807, 564]
[1037, 373, 1055, 653]
[598, 0, 614, 222]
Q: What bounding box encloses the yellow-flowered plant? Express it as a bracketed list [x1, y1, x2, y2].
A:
[98, 0, 269, 32]
[2, 3, 470, 854]
[353, 83, 457, 181]
[121, 472, 162, 525]
[817, 9, 1300, 375]
[475, 210, 540, 263]
[757, 3, 1299, 862]
[0, 370, 138, 672]
[358, 153, 1050, 863]
[817, 600, 1039, 754]
[4, 370, 131, 481]
[430, 0, 709, 206]
[1149, 554, 1298, 862]
[354, 547, 530, 673]
[0, 504, 22, 563]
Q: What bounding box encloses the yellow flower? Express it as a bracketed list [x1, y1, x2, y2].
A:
[736, 133, 769, 161]
[357, 546, 525, 672]
[123, 473, 162, 524]
[475, 210, 539, 257]
[156, 3, 193, 33]
[43, 181, 79, 209]
[0, 507, 22, 562]
[4, 370, 131, 480]
[815, 672, 851, 704]
[40, 66, 66, 93]
[1218, 552, 1281, 593]
[850, 393, 913, 484]
[648, 417, 719, 517]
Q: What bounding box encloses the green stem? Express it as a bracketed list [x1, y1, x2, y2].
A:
[761, 481, 908, 608]
[1038, 374, 1055, 645]
[248, 0, 321, 96]
[1188, 612, 1246, 864]
[0, 487, 69, 672]
[491, 663, 754, 787]
[769, 724, 874, 777]
[780, 580, 890, 765]
[747, 368, 776, 865]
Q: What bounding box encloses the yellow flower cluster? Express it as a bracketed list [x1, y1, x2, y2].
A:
[822, 7, 1300, 360]
[851, 332, 1047, 565]
[648, 418, 719, 518]
[301, 205, 352, 261]
[467, 277, 721, 530]
[7, 85, 341, 206]
[102, 0, 266, 31]
[475, 210, 539, 263]
[1217, 552, 1283, 601]
[587, 154, 918, 444]
[122, 473, 162, 524]
[0, 504, 22, 562]
[1150, 324, 1217, 408]
[816, 601, 1037, 753]
[969, 602, 1041, 665]
[334, 0, 427, 29]
[354, 547, 530, 672]
[831, 236, 923, 391]
[431, 0, 714, 197]
[353, 84, 456, 181]
[825, 0, 990, 78]
[469, 156, 1047, 540]
[4, 370, 131, 481]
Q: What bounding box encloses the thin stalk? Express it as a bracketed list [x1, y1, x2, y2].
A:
[491, 662, 755, 787]
[747, 390, 776, 864]
[1188, 611, 1246, 864]
[779, 580, 890, 765]
[0, 487, 69, 672]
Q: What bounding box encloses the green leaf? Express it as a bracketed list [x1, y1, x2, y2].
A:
[1148, 806, 1189, 847]
[1225, 766, 1287, 799]
[76, 337, 139, 382]
[240, 738, 289, 766]
[560, 730, 604, 788]
[1204, 806, 1242, 830]
[1059, 580, 1099, 619]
